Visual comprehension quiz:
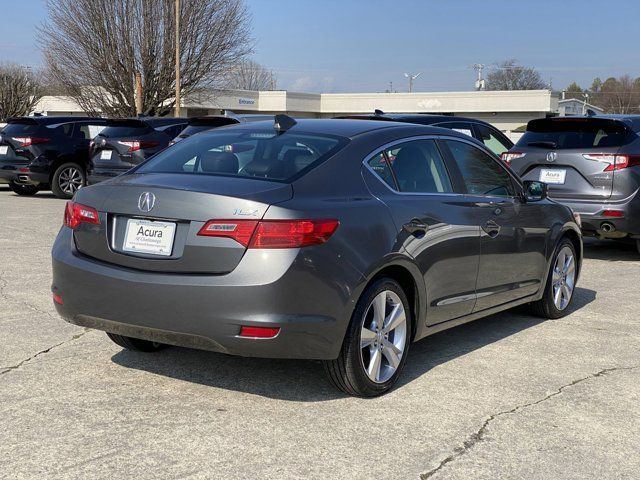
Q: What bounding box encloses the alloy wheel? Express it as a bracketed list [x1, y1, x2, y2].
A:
[58, 167, 84, 195]
[360, 290, 407, 383]
[551, 246, 576, 311]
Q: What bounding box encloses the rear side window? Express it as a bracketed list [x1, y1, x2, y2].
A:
[368, 139, 452, 194]
[136, 129, 347, 182]
[179, 125, 212, 137]
[436, 122, 474, 138]
[445, 140, 516, 197]
[518, 118, 631, 149]
[475, 124, 512, 156]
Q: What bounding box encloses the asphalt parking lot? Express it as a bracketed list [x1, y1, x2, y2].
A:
[1, 185, 639, 480]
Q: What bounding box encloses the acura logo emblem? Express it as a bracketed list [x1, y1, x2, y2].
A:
[138, 192, 156, 212]
[546, 151, 557, 162]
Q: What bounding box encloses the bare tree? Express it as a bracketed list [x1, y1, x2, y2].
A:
[485, 59, 547, 91]
[38, 0, 253, 117]
[226, 60, 276, 91]
[0, 64, 42, 120]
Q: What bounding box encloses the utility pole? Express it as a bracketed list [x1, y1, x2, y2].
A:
[404, 72, 421, 93]
[134, 72, 143, 115]
[389, 81, 393, 93]
[473, 63, 485, 91]
[174, 0, 181, 117]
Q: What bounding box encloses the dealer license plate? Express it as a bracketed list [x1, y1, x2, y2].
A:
[123, 219, 176, 257]
[100, 150, 113, 160]
[539, 169, 566, 185]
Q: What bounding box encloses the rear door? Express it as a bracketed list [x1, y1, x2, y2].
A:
[510, 118, 633, 200]
[362, 137, 481, 324]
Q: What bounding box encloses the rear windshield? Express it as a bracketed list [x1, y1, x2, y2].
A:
[518, 118, 631, 149]
[1, 122, 40, 136]
[99, 120, 152, 138]
[136, 129, 347, 182]
[179, 125, 214, 137]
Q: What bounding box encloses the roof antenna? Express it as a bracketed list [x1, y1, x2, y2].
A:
[223, 110, 237, 117]
[374, 109, 384, 116]
[274, 114, 296, 134]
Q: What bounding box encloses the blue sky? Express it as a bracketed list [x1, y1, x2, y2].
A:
[4, 0, 640, 93]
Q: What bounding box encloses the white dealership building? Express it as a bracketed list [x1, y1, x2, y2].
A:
[34, 89, 559, 136]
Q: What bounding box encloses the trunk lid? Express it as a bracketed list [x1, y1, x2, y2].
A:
[72, 173, 293, 274]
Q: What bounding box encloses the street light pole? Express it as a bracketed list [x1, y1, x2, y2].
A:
[175, 0, 181, 117]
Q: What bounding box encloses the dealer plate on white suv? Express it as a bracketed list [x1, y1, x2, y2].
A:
[539, 168, 567, 185]
[123, 219, 176, 256]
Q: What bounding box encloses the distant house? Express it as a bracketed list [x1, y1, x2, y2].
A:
[558, 98, 604, 116]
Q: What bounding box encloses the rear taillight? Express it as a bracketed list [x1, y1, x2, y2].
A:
[12, 137, 50, 147]
[117, 140, 160, 152]
[197, 219, 339, 248]
[500, 152, 525, 166]
[583, 153, 640, 171]
[64, 201, 100, 229]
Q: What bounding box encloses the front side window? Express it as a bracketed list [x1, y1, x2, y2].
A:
[445, 140, 516, 197]
[136, 130, 346, 182]
[475, 124, 511, 156]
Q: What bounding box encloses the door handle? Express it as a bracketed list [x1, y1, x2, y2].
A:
[482, 220, 501, 238]
[403, 219, 428, 235]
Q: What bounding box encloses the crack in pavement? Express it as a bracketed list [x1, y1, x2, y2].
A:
[0, 270, 60, 321]
[420, 365, 640, 479]
[0, 329, 89, 376]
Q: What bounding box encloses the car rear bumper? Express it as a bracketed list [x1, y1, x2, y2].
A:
[553, 193, 640, 237]
[52, 227, 361, 360]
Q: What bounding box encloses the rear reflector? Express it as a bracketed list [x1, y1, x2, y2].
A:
[197, 219, 339, 248]
[602, 210, 624, 218]
[239, 326, 280, 338]
[53, 293, 64, 305]
[64, 201, 100, 229]
[18, 167, 29, 173]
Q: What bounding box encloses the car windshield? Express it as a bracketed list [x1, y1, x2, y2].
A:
[517, 118, 631, 149]
[136, 129, 347, 182]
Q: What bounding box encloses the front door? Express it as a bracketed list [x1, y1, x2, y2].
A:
[440, 138, 548, 311]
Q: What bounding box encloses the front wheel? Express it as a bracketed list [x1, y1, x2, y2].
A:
[529, 238, 577, 319]
[51, 162, 85, 199]
[106, 333, 167, 352]
[8, 181, 38, 196]
[324, 278, 412, 397]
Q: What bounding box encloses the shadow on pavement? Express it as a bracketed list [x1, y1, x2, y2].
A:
[583, 237, 638, 261]
[111, 286, 597, 402]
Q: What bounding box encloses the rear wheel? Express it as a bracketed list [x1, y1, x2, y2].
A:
[8, 181, 38, 196]
[324, 278, 412, 397]
[529, 238, 577, 319]
[52, 162, 85, 199]
[106, 333, 167, 352]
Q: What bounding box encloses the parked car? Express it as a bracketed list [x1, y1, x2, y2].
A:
[52, 117, 582, 397]
[87, 117, 188, 185]
[504, 115, 640, 253]
[337, 111, 514, 157]
[169, 114, 275, 145]
[0, 116, 107, 198]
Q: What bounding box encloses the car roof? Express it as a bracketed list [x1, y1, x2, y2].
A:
[217, 117, 477, 141]
[337, 113, 494, 127]
[7, 116, 105, 125]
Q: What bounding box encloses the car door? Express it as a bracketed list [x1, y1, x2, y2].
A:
[363, 137, 481, 325]
[440, 137, 549, 311]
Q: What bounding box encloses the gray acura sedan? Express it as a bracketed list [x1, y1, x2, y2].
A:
[52, 117, 582, 396]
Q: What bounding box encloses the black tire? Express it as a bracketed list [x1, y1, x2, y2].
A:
[323, 277, 412, 397]
[51, 162, 86, 199]
[8, 181, 38, 196]
[106, 333, 167, 352]
[529, 238, 577, 319]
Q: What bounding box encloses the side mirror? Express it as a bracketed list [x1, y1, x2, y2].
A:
[522, 180, 548, 202]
